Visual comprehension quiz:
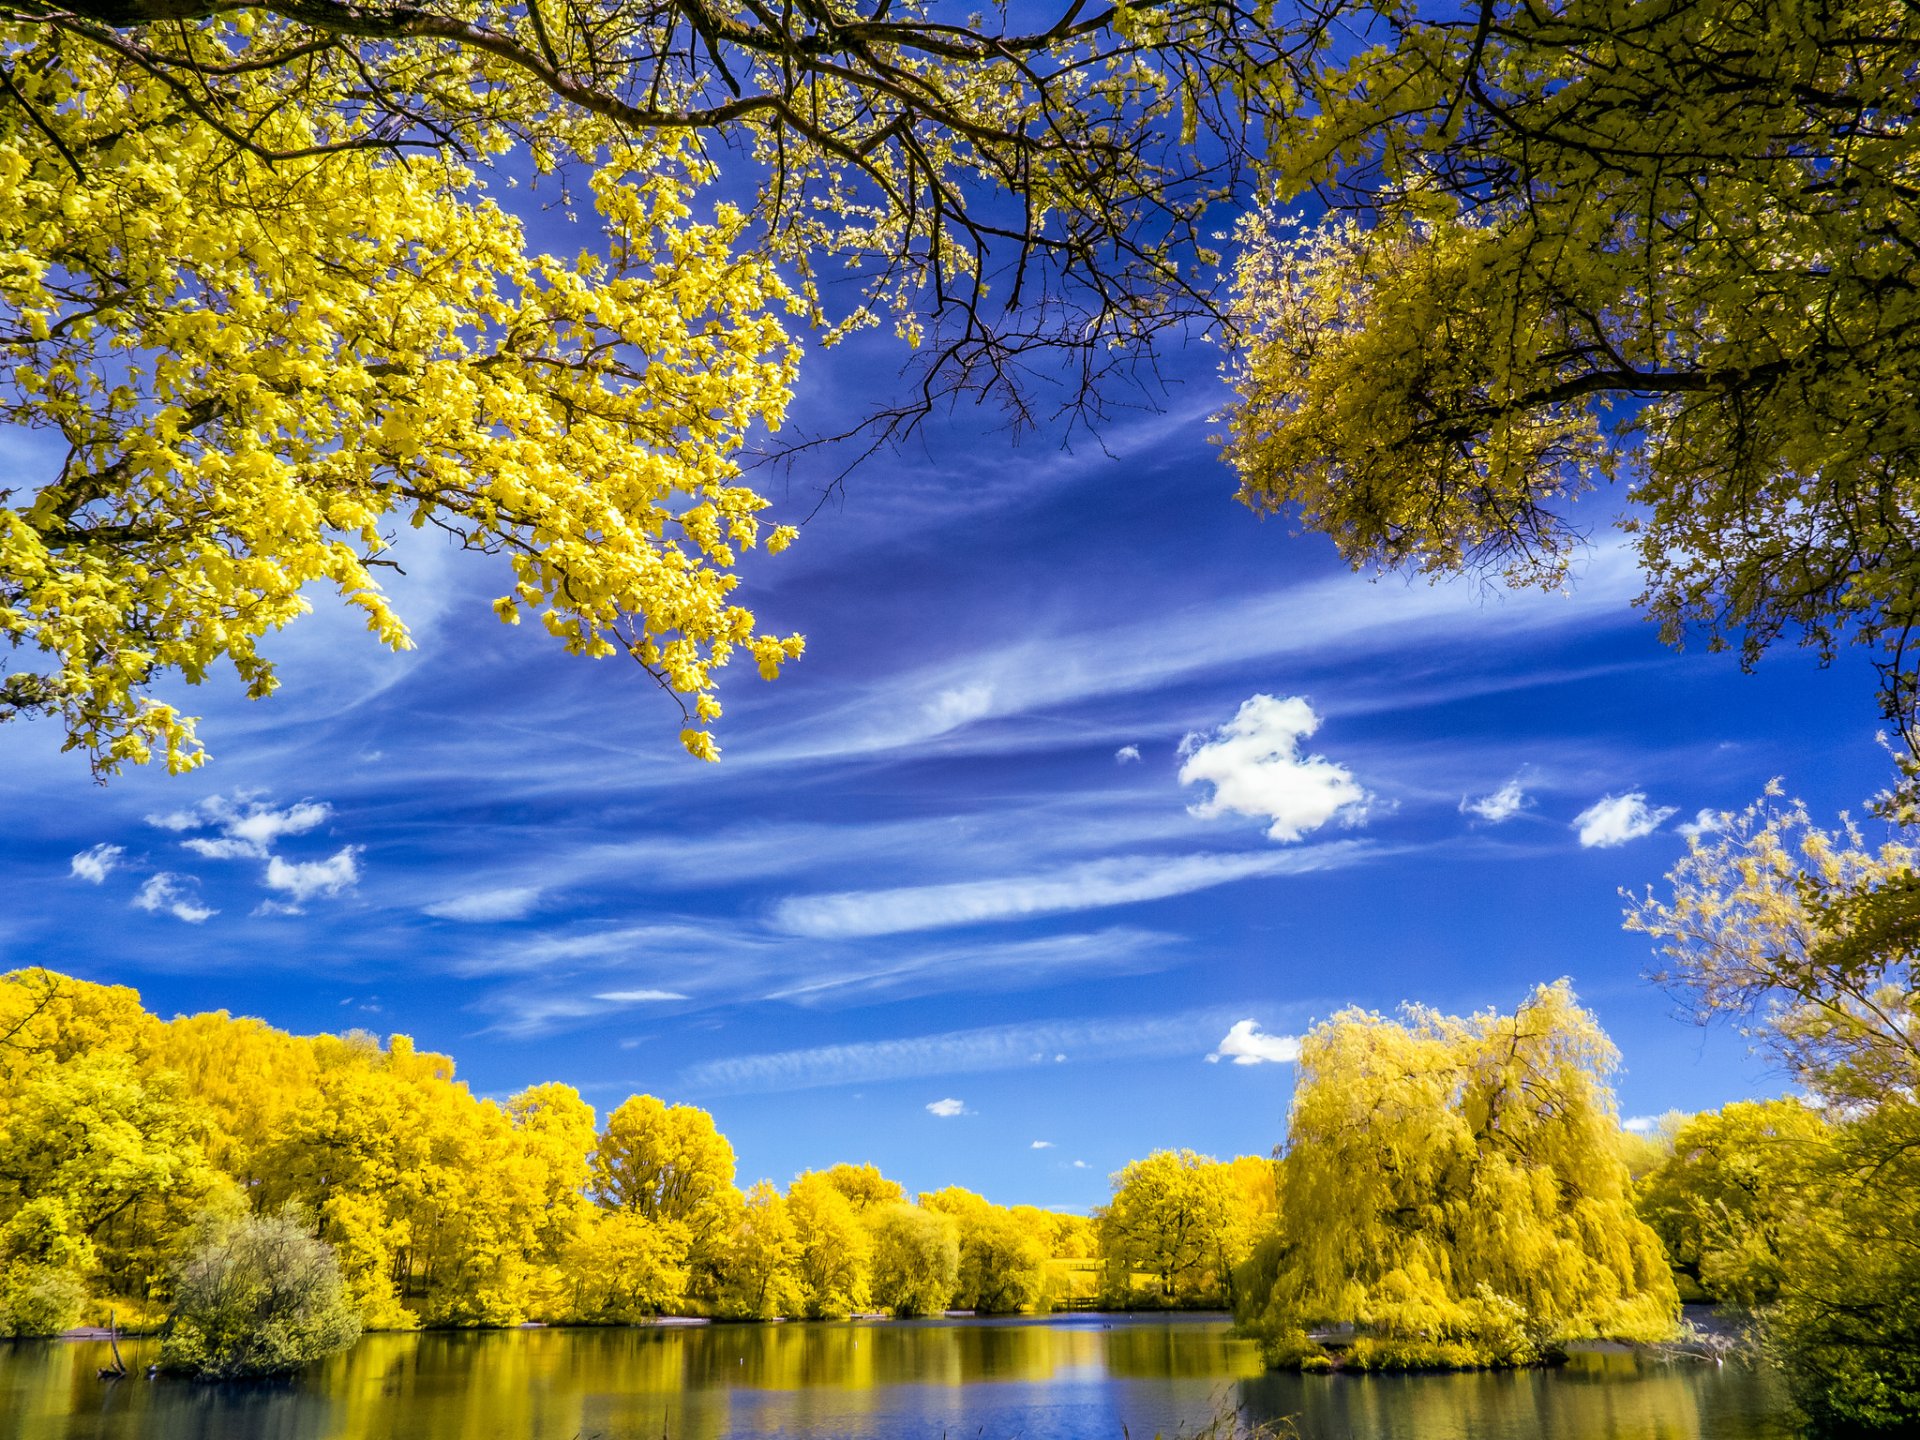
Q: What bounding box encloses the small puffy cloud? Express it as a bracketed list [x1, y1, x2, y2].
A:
[1179, 695, 1368, 842]
[1031, 1140, 1055, 1149]
[1071, 1159, 1089, 1169]
[1115, 745, 1142, 764]
[151, 793, 333, 859]
[1207, 1019, 1301, 1066]
[1573, 792, 1678, 848]
[424, 886, 542, 922]
[264, 845, 362, 904]
[1461, 778, 1528, 824]
[69, 843, 124, 884]
[1678, 808, 1724, 840]
[926, 1098, 968, 1118]
[1621, 1115, 1663, 1135]
[134, 873, 215, 924]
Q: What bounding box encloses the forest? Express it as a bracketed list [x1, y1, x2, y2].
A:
[5, 957, 1913, 1430]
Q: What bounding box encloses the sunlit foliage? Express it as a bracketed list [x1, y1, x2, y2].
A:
[1632, 795, 1920, 1429]
[1223, 0, 1920, 748]
[1097, 1150, 1274, 1309]
[160, 1207, 361, 1378]
[1239, 982, 1678, 1369]
[2, 0, 1278, 773]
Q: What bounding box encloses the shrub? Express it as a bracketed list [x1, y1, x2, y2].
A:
[160, 1209, 361, 1379]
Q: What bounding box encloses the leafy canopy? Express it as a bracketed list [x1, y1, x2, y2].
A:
[1240, 981, 1678, 1368]
[1224, 0, 1920, 744]
[2, 0, 1273, 774]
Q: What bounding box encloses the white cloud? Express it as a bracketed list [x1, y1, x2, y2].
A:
[1031, 1140, 1055, 1149]
[924, 684, 995, 731]
[926, 1098, 968, 1118]
[1621, 1115, 1663, 1135]
[771, 844, 1364, 940]
[766, 927, 1179, 1005]
[1573, 792, 1678, 848]
[424, 886, 543, 922]
[1072, 1160, 1089, 1169]
[680, 1007, 1263, 1095]
[1207, 1019, 1301, 1066]
[133, 873, 215, 924]
[1178, 695, 1368, 842]
[69, 843, 124, 884]
[264, 845, 362, 903]
[1115, 745, 1142, 764]
[593, 988, 689, 1003]
[1461, 778, 1528, 824]
[1678, 808, 1724, 840]
[148, 793, 333, 859]
[183, 837, 268, 861]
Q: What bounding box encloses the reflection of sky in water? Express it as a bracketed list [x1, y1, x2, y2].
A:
[4, 1317, 1793, 1440]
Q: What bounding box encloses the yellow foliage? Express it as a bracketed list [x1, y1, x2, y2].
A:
[0, 22, 803, 773]
[1241, 982, 1679, 1366]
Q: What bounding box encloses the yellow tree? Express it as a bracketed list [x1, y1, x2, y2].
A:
[866, 1203, 957, 1318]
[1096, 1150, 1252, 1308]
[1223, 0, 1920, 749]
[1630, 793, 1920, 1427]
[591, 1094, 741, 1301]
[920, 1186, 1048, 1315]
[786, 1170, 872, 1318]
[1241, 982, 1677, 1369]
[1634, 1100, 1834, 1307]
[1, 0, 1272, 773]
[716, 1179, 802, 1319]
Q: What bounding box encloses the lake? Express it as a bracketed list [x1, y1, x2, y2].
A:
[4, 1313, 1797, 1440]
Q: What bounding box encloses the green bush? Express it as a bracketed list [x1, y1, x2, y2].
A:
[160, 1209, 361, 1379]
[0, 1264, 87, 1337]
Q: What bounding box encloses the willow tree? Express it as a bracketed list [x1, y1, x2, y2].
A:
[1240, 981, 1678, 1369]
[0, 0, 1275, 775]
[1223, 0, 1920, 751]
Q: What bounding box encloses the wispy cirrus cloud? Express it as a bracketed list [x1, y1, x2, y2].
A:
[678, 1007, 1263, 1095]
[770, 844, 1367, 940]
[424, 885, 543, 922]
[764, 926, 1181, 1005]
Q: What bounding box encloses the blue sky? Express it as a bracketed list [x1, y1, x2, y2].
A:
[1, 324, 1892, 1213]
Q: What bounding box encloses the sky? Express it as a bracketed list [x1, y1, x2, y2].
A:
[1, 300, 1896, 1214]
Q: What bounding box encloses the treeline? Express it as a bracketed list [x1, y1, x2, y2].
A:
[7, 963, 1913, 1430]
[0, 968, 1272, 1338]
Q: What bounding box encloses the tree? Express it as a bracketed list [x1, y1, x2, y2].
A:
[1096, 1150, 1264, 1308]
[1630, 792, 1920, 1429]
[160, 1208, 361, 1379]
[716, 1179, 802, 1319]
[562, 1210, 690, 1321]
[919, 1187, 1048, 1315]
[786, 1170, 871, 1318]
[866, 1203, 957, 1318]
[1, 0, 1273, 775]
[1223, 0, 1920, 746]
[1239, 982, 1678, 1369]
[1635, 1100, 1834, 1307]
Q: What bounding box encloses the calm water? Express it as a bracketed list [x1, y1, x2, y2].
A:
[3, 1313, 1797, 1440]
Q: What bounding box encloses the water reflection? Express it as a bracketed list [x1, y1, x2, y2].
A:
[2, 1317, 1794, 1440]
